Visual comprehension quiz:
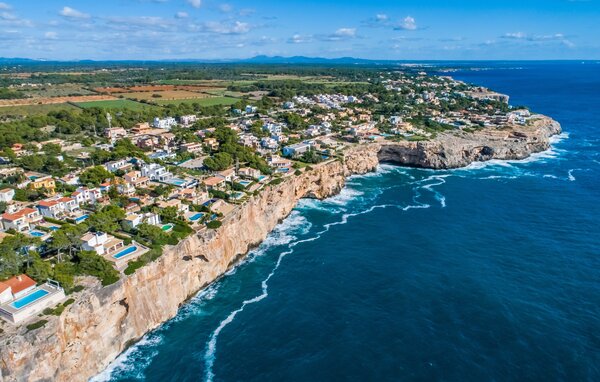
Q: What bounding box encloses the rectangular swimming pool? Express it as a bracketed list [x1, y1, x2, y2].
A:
[11, 289, 49, 310]
[113, 246, 138, 259]
[189, 213, 204, 222]
[238, 180, 251, 187]
[75, 214, 89, 222]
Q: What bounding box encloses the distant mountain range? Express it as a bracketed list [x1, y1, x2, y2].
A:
[0, 55, 392, 65]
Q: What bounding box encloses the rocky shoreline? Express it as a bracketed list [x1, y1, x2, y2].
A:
[0, 117, 561, 382]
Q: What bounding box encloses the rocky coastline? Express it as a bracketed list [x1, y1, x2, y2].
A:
[0, 116, 561, 382]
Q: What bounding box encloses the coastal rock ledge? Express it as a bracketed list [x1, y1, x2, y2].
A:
[0, 117, 560, 382]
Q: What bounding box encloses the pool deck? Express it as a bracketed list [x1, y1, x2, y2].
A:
[103, 242, 150, 270]
[0, 283, 66, 324]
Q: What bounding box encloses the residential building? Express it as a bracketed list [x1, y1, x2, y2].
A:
[25, 172, 55, 194]
[1, 208, 43, 232]
[105, 159, 130, 173]
[180, 142, 203, 154]
[179, 115, 198, 126]
[0, 188, 15, 203]
[71, 187, 102, 205]
[141, 163, 173, 182]
[105, 127, 128, 140]
[123, 171, 150, 188]
[131, 122, 152, 135]
[238, 167, 261, 180]
[283, 142, 313, 158]
[153, 117, 177, 130]
[216, 168, 236, 182]
[203, 176, 226, 190]
[0, 275, 65, 324]
[36, 197, 79, 219]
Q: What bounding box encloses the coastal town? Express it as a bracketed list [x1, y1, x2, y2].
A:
[0, 65, 545, 329]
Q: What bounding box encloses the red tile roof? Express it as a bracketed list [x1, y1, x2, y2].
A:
[2, 207, 38, 221]
[1, 274, 36, 294]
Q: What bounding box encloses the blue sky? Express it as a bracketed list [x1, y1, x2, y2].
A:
[0, 0, 599, 60]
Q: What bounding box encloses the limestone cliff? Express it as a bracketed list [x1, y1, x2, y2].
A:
[378, 116, 562, 169]
[0, 117, 560, 382]
[0, 145, 378, 382]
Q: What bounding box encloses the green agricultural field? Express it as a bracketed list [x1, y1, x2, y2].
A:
[74, 99, 156, 111]
[155, 96, 239, 107]
[0, 103, 80, 117]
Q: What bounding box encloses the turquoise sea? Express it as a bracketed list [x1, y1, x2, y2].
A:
[93, 62, 600, 382]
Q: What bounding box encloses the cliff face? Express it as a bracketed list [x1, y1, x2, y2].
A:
[0, 145, 379, 382]
[378, 116, 562, 169]
[0, 118, 560, 382]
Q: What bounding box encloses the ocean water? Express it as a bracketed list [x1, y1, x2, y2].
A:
[93, 62, 600, 382]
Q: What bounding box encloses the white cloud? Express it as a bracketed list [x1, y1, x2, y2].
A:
[334, 28, 356, 37]
[175, 11, 188, 19]
[197, 20, 250, 34]
[59, 6, 90, 19]
[187, 0, 202, 9]
[44, 31, 58, 40]
[395, 16, 417, 31]
[501, 32, 575, 48]
[503, 32, 526, 39]
[0, 2, 11, 10]
[376, 14, 388, 21]
[288, 34, 312, 44]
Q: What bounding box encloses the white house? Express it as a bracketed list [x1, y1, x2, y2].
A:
[0, 188, 15, 203]
[72, 187, 102, 205]
[105, 159, 130, 173]
[141, 163, 173, 182]
[1, 208, 43, 232]
[179, 115, 198, 126]
[260, 137, 279, 150]
[36, 197, 79, 219]
[283, 142, 313, 158]
[153, 117, 177, 130]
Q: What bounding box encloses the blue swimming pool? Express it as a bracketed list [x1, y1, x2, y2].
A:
[29, 231, 45, 237]
[75, 214, 89, 222]
[166, 178, 186, 186]
[113, 246, 138, 259]
[49, 226, 59, 231]
[189, 213, 204, 222]
[277, 168, 290, 173]
[238, 180, 251, 187]
[257, 175, 267, 181]
[10, 289, 49, 310]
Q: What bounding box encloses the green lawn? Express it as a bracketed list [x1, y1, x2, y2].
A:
[74, 99, 156, 110]
[155, 96, 239, 107]
[0, 103, 80, 117]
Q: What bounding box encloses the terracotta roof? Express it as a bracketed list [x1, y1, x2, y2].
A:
[203, 176, 225, 186]
[2, 207, 37, 221]
[1, 274, 36, 294]
[37, 200, 59, 208]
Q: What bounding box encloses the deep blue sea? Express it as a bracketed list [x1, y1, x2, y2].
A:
[93, 62, 600, 382]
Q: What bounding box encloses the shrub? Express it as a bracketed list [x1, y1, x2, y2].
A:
[269, 178, 284, 186]
[294, 169, 302, 176]
[124, 260, 144, 276]
[206, 220, 222, 230]
[26, 320, 48, 332]
[75, 251, 120, 286]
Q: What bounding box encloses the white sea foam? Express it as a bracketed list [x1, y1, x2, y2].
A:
[568, 169, 576, 181]
[89, 334, 163, 382]
[203, 192, 433, 381]
[418, 175, 450, 208]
